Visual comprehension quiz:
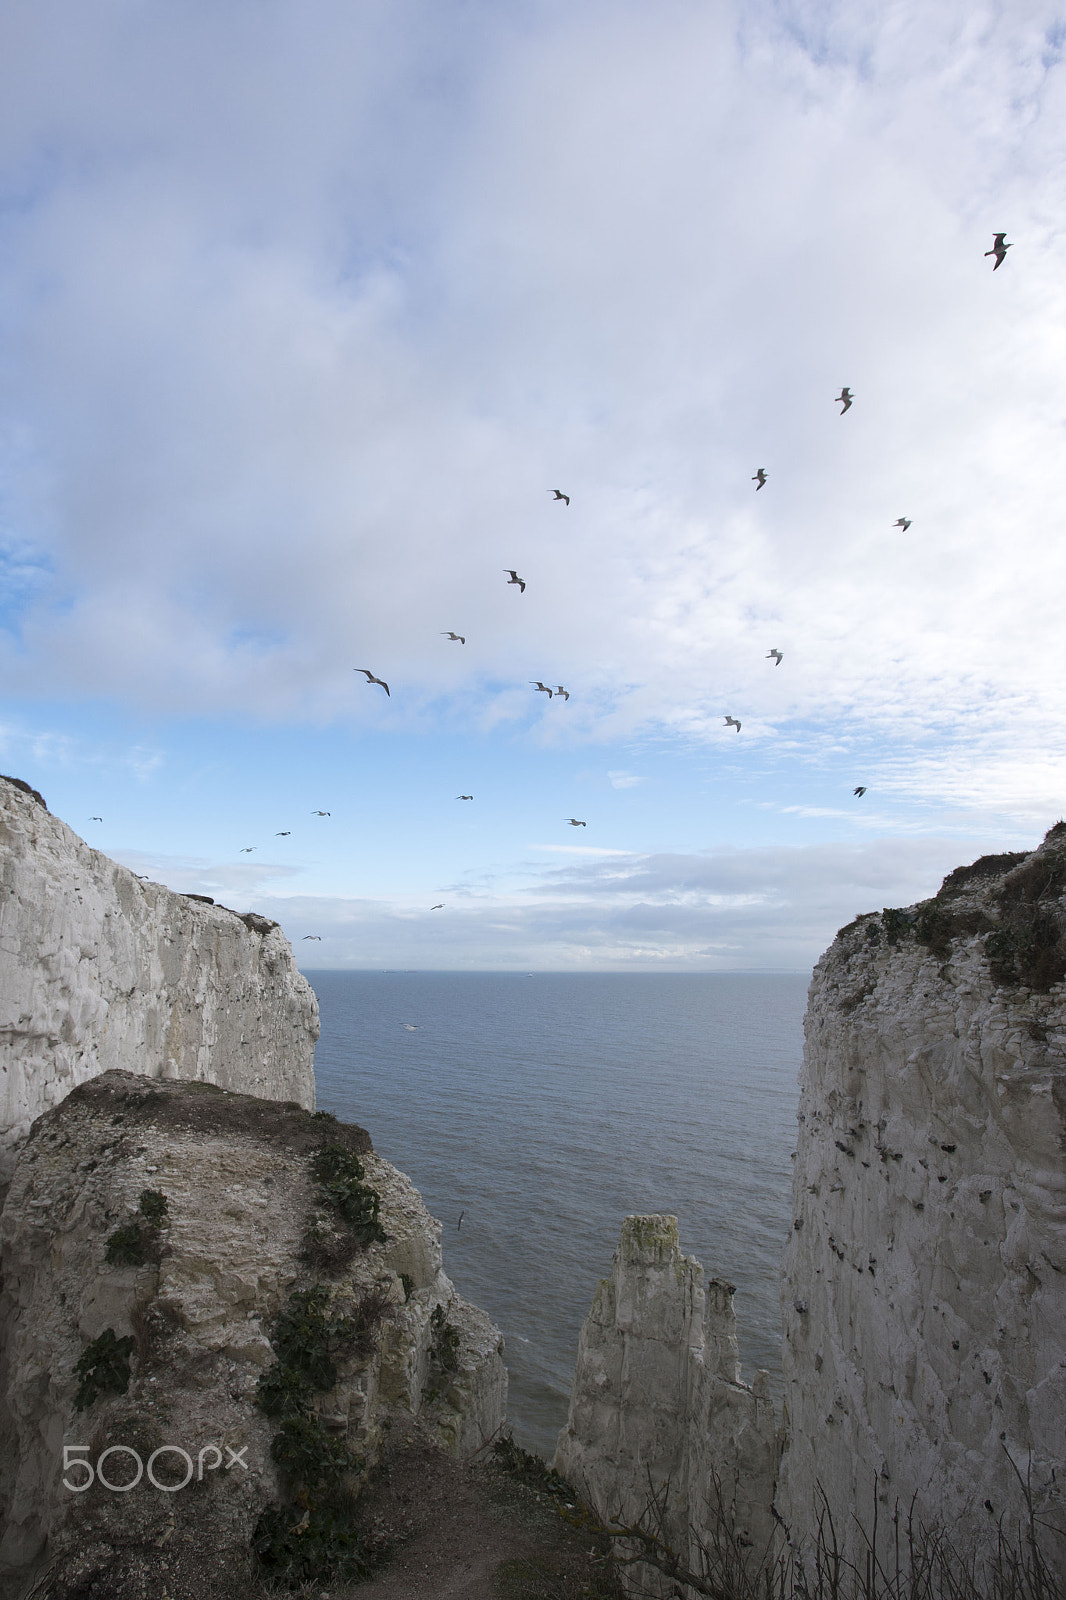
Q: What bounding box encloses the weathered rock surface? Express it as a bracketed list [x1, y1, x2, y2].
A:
[0, 776, 318, 1186]
[554, 1215, 778, 1597]
[0, 1070, 506, 1598]
[779, 825, 1066, 1577]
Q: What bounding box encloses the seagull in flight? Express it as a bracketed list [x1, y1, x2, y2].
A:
[550, 490, 570, 505]
[240, 847, 256, 853]
[753, 468, 767, 490]
[457, 1210, 465, 1230]
[90, 816, 103, 822]
[457, 794, 473, 800]
[892, 518, 911, 533]
[766, 649, 783, 666]
[504, 570, 526, 593]
[404, 1023, 420, 1030]
[311, 810, 331, 816]
[564, 818, 587, 827]
[554, 686, 570, 701]
[442, 632, 466, 643]
[276, 831, 291, 836]
[854, 786, 867, 797]
[302, 934, 322, 940]
[834, 388, 854, 414]
[724, 716, 741, 732]
[355, 668, 390, 696]
[985, 233, 1012, 270]
[430, 903, 444, 910]
[531, 681, 553, 697]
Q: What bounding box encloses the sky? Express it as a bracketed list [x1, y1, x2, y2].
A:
[1, 0, 1064, 971]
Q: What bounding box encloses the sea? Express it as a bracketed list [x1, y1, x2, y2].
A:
[311, 971, 809, 1459]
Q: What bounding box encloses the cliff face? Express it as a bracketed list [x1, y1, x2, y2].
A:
[557, 827, 1066, 1590]
[0, 1070, 506, 1598]
[0, 776, 318, 1183]
[779, 826, 1066, 1570]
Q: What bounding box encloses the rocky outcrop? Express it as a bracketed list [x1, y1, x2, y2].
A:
[0, 776, 318, 1186]
[558, 826, 1066, 1592]
[0, 1070, 506, 1598]
[778, 825, 1066, 1577]
[554, 1215, 778, 1597]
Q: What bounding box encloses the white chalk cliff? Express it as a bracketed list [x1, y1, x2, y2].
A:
[558, 827, 1066, 1590]
[0, 1070, 506, 1596]
[0, 780, 506, 1597]
[0, 775, 317, 1184]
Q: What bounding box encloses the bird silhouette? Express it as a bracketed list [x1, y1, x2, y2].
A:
[854, 786, 867, 797]
[457, 1210, 465, 1230]
[753, 468, 767, 490]
[834, 388, 854, 414]
[240, 847, 256, 853]
[431, 903, 444, 910]
[531, 681, 553, 697]
[457, 794, 473, 800]
[442, 632, 466, 643]
[276, 831, 291, 835]
[766, 649, 783, 666]
[892, 518, 911, 533]
[985, 233, 1012, 270]
[551, 490, 570, 505]
[302, 934, 322, 940]
[564, 818, 587, 827]
[355, 668, 390, 696]
[554, 686, 570, 701]
[311, 810, 331, 816]
[724, 716, 741, 732]
[89, 816, 103, 821]
[504, 570, 526, 593]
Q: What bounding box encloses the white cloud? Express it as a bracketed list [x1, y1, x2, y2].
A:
[0, 2, 1063, 823]
[225, 831, 1021, 970]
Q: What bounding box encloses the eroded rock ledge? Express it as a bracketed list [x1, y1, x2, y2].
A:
[0, 1070, 506, 1598]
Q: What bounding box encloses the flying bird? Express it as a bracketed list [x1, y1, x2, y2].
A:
[456, 795, 473, 800]
[985, 233, 1012, 270]
[554, 686, 570, 701]
[530, 681, 553, 697]
[457, 1210, 465, 1231]
[404, 1024, 420, 1030]
[442, 632, 466, 643]
[355, 668, 390, 696]
[753, 468, 767, 490]
[504, 570, 526, 593]
[550, 490, 570, 505]
[564, 818, 587, 827]
[766, 649, 783, 666]
[892, 518, 911, 533]
[724, 716, 741, 732]
[430, 903, 444, 910]
[311, 811, 331, 816]
[834, 388, 854, 414]
[302, 934, 322, 940]
[240, 847, 256, 853]
[89, 816, 103, 821]
[854, 787, 867, 797]
[276, 831, 291, 836]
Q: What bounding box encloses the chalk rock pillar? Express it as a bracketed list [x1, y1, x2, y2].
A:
[555, 1215, 778, 1595]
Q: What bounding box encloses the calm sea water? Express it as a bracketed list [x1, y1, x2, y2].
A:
[311, 971, 808, 1458]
